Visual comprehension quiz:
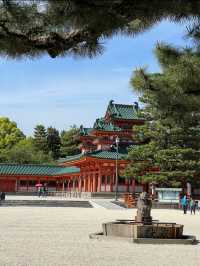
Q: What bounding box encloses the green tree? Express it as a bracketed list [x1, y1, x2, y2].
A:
[33, 124, 48, 154]
[0, 117, 25, 150]
[47, 127, 61, 159]
[125, 43, 200, 188]
[0, 138, 53, 164]
[0, 1, 200, 59]
[60, 126, 81, 157]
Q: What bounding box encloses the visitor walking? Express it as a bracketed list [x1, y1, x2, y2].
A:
[190, 198, 196, 215]
[0, 192, 6, 201]
[181, 195, 187, 214]
[43, 183, 48, 197]
[197, 200, 200, 212]
[37, 186, 42, 197]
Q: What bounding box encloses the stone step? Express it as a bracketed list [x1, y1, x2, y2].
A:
[92, 200, 125, 210]
[91, 192, 125, 199]
[0, 200, 93, 208]
[7, 192, 38, 196]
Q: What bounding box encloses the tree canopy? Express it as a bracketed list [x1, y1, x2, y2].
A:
[0, 117, 81, 164]
[0, 117, 25, 149]
[33, 124, 48, 153]
[0, 138, 53, 164]
[1, 0, 200, 59]
[60, 126, 81, 157]
[125, 43, 200, 187]
[47, 127, 61, 159]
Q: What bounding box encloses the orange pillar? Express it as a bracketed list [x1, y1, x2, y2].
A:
[89, 175, 92, 192]
[15, 179, 18, 192]
[85, 176, 88, 192]
[110, 173, 113, 192]
[97, 170, 101, 192]
[83, 176, 86, 192]
[93, 173, 97, 192]
[62, 179, 65, 192]
[88, 175, 91, 192]
[78, 176, 82, 192]
[104, 175, 107, 192]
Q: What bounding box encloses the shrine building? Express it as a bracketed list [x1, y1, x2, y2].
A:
[58, 100, 145, 193]
[0, 100, 144, 193]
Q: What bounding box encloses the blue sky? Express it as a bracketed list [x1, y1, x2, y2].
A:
[0, 20, 192, 135]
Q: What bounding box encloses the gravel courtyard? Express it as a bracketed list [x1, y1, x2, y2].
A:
[0, 206, 200, 266]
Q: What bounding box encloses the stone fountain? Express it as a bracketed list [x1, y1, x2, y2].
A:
[90, 192, 196, 244]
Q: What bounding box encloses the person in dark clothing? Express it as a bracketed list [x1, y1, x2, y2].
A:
[44, 186, 48, 197]
[0, 192, 6, 201]
[190, 198, 196, 215]
[181, 195, 187, 214]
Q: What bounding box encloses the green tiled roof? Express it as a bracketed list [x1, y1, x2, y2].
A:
[0, 164, 80, 176]
[107, 100, 141, 120]
[80, 126, 93, 136]
[58, 153, 84, 163]
[93, 118, 121, 132]
[60, 149, 128, 162]
[89, 150, 127, 160]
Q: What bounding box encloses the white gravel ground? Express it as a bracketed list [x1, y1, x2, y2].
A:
[0, 206, 199, 266]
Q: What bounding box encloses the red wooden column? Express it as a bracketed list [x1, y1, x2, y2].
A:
[91, 175, 93, 192]
[80, 173, 82, 191]
[104, 175, 107, 192]
[93, 173, 97, 192]
[72, 178, 75, 191]
[67, 179, 70, 191]
[85, 175, 88, 192]
[91, 174, 94, 192]
[90, 175, 93, 192]
[110, 172, 113, 192]
[97, 169, 101, 192]
[89, 175, 92, 192]
[18, 178, 21, 192]
[78, 176, 82, 192]
[84, 176, 86, 192]
[15, 178, 18, 192]
[83, 175, 86, 192]
[88, 174, 91, 192]
[74, 178, 76, 191]
[62, 178, 65, 192]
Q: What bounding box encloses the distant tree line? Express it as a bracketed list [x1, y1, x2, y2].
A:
[0, 117, 81, 164]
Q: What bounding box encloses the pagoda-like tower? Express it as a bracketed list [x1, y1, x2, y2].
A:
[79, 100, 144, 153]
[59, 100, 145, 194]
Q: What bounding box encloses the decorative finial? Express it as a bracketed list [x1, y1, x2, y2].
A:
[134, 102, 139, 111]
[109, 100, 114, 105]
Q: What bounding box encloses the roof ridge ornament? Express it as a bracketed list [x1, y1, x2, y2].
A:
[134, 102, 139, 112]
[109, 99, 114, 105]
